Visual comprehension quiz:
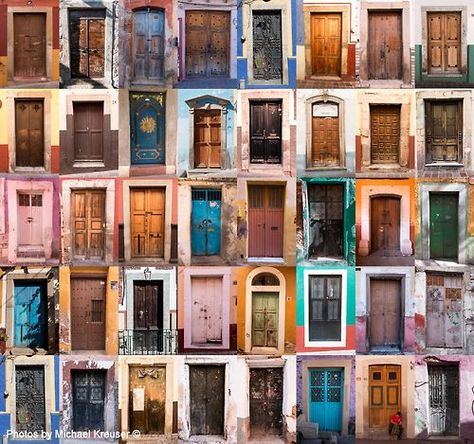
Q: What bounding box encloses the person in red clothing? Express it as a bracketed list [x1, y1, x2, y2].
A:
[388, 411, 403, 439]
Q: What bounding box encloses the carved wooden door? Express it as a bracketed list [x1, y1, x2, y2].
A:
[370, 105, 400, 164]
[194, 109, 221, 168]
[311, 13, 341, 76]
[428, 12, 461, 74]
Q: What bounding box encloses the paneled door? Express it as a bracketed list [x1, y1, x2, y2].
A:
[370, 105, 401, 164]
[428, 12, 461, 74]
[250, 101, 282, 163]
[191, 189, 221, 256]
[310, 13, 341, 76]
[311, 101, 340, 167]
[252, 292, 278, 348]
[370, 196, 400, 256]
[15, 99, 44, 168]
[73, 370, 105, 432]
[429, 193, 458, 260]
[16, 366, 45, 433]
[73, 101, 104, 162]
[194, 109, 221, 168]
[17, 193, 44, 256]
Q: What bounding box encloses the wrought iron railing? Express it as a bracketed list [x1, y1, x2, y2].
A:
[118, 329, 178, 355]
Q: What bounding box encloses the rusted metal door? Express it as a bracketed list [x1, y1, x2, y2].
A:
[130, 188, 165, 258]
[129, 366, 166, 435]
[311, 102, 340, 167]
[311, 13, 341, 76]
[370, 105, 400, 164]
[429, 193, 458, 260]
[250, 101, 282, 164]
[369, 279, 401, 350]
[370, 196, 400, 256]
[185, 11, 230, 78]
[73, 101, 104, 162]
[426, 273, 463, 348]
[248, 185, 284, 258]
[70, 10, 106, 79]
[190, 365, 225, 435]
[194, 109, 221, 168]
[14, 13, 46, 78]
[72, 189, 106, 261]
[249, 368, 283, 437]
[73, 370, 105, 431]
[368, 11, 402, 80]
[252, 292, 278, 348]
[17, 193, 43, 254]
[16, 366, 45, 433]
[15, 99, 44, 168]
[71, 278, 106, 351]
[428, 12, 461, 74]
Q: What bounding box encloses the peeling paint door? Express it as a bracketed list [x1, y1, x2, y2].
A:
[252, 292, 278, 348]
[309, 368, 343, 432]
[370, 105, 400, 164]
[311, 102, 340, 167]
[429, 193, 458, 260]
[428, 12, 461, 74]
[73, 370, 105, 432]
[17, 193, 44, 256]
[190, 365, 225, 435]
[250, 101, 282, 164]
[249, 368, 283, 437]
[370, 196, 400, 256]
[191, 189, 221, 256]
[194, 110, 221, 168]
[310, 13, 341, 76]
[15, 99, 44, 168]
[16, 366, 45, 433]
[73, 101, 104, 162]
[129, 366, 166, 435]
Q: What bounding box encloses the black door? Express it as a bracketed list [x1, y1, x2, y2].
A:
[250, 101, 282, 163]
[16, 366, 45, 433]
[73, 370, 105, 432]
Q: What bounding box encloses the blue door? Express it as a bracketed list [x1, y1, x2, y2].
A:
[14, 281, 47, 348]
[309, 368, 343, 432]
[191, 189, 222, 256]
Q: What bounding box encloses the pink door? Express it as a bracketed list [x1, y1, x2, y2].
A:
[17, 193, 43, 252]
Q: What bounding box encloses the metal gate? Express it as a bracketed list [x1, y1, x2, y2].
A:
[16, 366, 45, 433]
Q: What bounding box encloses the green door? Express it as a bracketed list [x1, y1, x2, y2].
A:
[252, 292, 278, 348]
[430, 193, 458, 260]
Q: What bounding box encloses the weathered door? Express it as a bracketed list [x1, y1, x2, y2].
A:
[14, 13, 46, 78]
[308, 184, 344, 258]
[425, 100, 462, 164]
[308, 275, 341, 342]
[369, 365, 401, 430]
[129, 366, 166, 435]
[191, 189, 221, 256]
[250, 101, 282, 164]
[428, 12, 461, 74]
[428, 364, 459, 436]
[190, 276, 222, 345]
[252, 292, 278, 348]
[133, 9, 165, 81]
[311, 13, 341, 76]
[248, 185, 284, 258]
[71, 278, 106, 351]
[368, 11, 402, 80]
[369, 279, 401, 350]
[130, 188, 165, 258]
[16, 366, 45, 433]
[69, 10, 106, 79]
[311, 102, 340, 167]
[370, 105, 400, 164]
[73, 101, 104, 162]
[130, 93, 165, 165]
[252, 11, 282, 81]
[185, 11, 230, 78]
[426, 273, 463, 348]
[194, 110, 221, 168]
[73, 370, 105, 431]
[15, 99, 44, 168]
[17, 193, 44, 256]
[189, 365, 225, 435]
[249, 368, 283, 437]
[72, 189, 106, 260]
[370, 196, 400, 256]
[309, 368, 343, 432]
[429, 193, 458, 260]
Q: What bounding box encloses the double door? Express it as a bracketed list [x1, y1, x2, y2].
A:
[429, 193, 458, 260]
[250, 101, 282, 164]
[194, 110, 221, 168]
[428, 12, 461, 74]
[310, 13, 341, 76]
[73, 370, 105, 432]
[252, 292, 278, 348]
[370, 196, 400, 256]
[17, 193, 44, 255]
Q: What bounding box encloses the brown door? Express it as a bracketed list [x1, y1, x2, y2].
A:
[14, 13, 46, 78]
[133, 281, 163, 330]
[185, 11, 230, 78]
[71, 277, 106, 350]
[194, 109, 221, 168]
[130, 188, 165, 258]
[370, 279, 401, 350]
[368, 11, 402, 80]
[73, 102, 104, 162]
[370, 105, 400, 164]
[15, 99, 44, 168]
[428, 12, 461, 74]
[248, 185, 284, 258]
[250, 101, 282, 164]
[370, 196, 400, 256]
[129, 366, 166, 435]
[311, 13, 341, 76]
[311, 102, 340, 167]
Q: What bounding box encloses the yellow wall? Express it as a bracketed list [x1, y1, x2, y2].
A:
[0, 91, 8, 145]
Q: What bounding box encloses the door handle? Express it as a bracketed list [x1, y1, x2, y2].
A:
[26, 217, 33, 223]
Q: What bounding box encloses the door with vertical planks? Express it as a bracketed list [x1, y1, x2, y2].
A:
[429, 193, 458, 260]
[250, 101, 282, 164]
[310, 13, 341, 76]
[73, 370, 105, 431]
[428, 12, 461, 74]
[252, 292, 278, 348]
[15, 99, 44, 168]
[370, 196, 400, 256]
[194, 110, 221, 168]
[311, 102, 340, 167]
[73, 102, 104, 162]
[17, 193, 44, 256]
[370, 105, 401, 164]
[16, 366, 46, 433]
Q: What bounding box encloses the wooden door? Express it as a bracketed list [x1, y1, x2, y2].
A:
[311, 102, 340, 167]
[428, 12, 461, 74]
[308, 184, 344, 258]
[73, 102, 104, 162]
[16, 366, 45, 433]
[15, 99, 44, 168]
[191, 189, 221, 256]
[71, 278, 106, 351]
[133, 9, 165, 81]
[249, 368, 283, 437]
[185, 11, 230, 78]
[70, 10, 106, 79]
[73, 370, 105, 432]
[429, 193, 458, 260]
[252, 292, 278, 348]
[17, 193, 44, 252]
[72, 189, 106, 261]
[368, 11, 402, 80]
[370, 196, 400, 256]
[426, 273, 463, 348]
[129, 366, 166, 435]
[189, 365, 225, 435]
[14, 13, 46, 78]
[311, 13, 341, 76]
[130, 188, 165, 258]
[248, 185, 284, 258]
[425, 100, 462, 164]
[369, 365, 401, 430]
[370, 105, 400, 164]
[194, 110, 221, 168]
[369, 279, 401, 350]
[250, 101, 282, 164]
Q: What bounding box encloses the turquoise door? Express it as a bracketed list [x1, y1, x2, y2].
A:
[14, 281, 47, 348]
[309, 368, 343, 432]
[191, 189, 221, 256]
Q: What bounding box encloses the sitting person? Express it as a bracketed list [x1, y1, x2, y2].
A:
[388, 411, 403, 440]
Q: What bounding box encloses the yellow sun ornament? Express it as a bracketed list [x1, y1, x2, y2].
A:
[140, 116, 156, 134]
